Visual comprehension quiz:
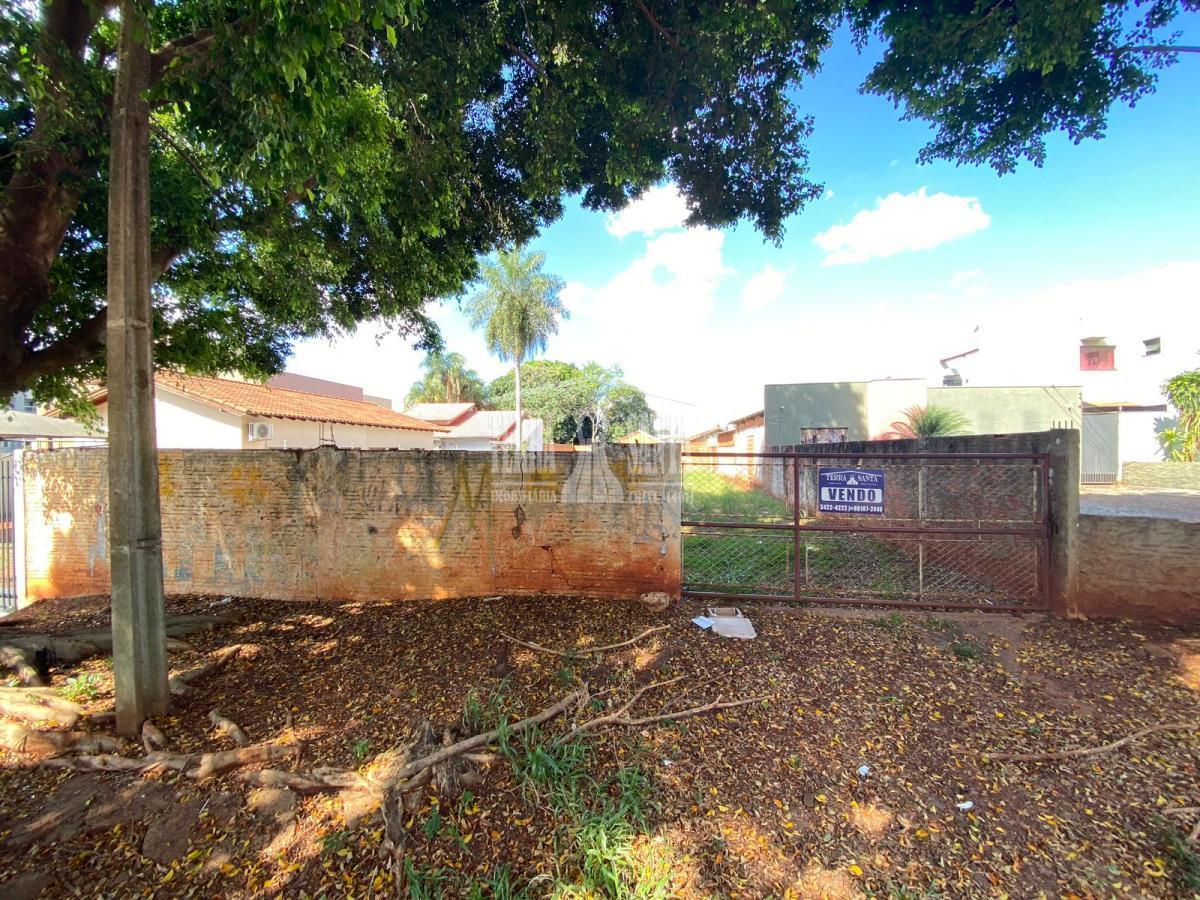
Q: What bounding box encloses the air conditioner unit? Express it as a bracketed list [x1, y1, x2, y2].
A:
[247, 422, 274, 441]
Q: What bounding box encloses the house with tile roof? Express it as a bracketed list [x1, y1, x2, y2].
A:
[400, 402, 478, 428]
[84, 373, 446, 450]
[402, 403, 544, 451]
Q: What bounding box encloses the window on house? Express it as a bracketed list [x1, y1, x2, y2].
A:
[1079, 341, 1115, 371]
[1144, 337, 1161, 356]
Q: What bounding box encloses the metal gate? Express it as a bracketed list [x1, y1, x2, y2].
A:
[682, 450, 1050, 611]
[0, 453, 16, 612]
[1081, 412, 1120, 484]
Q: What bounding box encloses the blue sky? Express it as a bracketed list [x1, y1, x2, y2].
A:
[290, 21, 1200, 434]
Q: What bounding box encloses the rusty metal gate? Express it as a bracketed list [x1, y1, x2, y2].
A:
[682, 450, 1050, 611]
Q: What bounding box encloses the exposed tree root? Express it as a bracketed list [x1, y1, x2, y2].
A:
[189, 742, 298, 779]
[0, 615, 233, 685]
[237, 768, 363, 794]
[500, 624, 670, 658]
[957, 721, 1198, 762]
[141, 720, 168, 752]
[1, 722, 124, 757]
[38, 740, 299, 778]
[209, 708, 250, 746]
[0, 646, 43, 686]
[169, 645, 242, 696]
[0, 687, 85, 725]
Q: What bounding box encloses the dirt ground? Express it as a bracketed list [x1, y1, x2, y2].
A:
[2, 594, 1200, 898]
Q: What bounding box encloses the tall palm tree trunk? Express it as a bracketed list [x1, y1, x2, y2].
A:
[514, 357, 523, 448]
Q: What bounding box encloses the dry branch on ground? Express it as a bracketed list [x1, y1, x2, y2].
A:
[499, 624, 670, 658]
[956, 721, 1198, 762]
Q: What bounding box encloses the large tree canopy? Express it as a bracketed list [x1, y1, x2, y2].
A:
[2, 0, 1194, 407]
[489, 360, 655, 442]
[1, 0, 836, 407]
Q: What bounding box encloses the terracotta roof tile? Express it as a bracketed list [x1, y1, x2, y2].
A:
[157, 374, 446, 432]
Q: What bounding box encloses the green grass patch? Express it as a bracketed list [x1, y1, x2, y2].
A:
[60, 674, 100, 702]
[951, 640, 982, 660]
[683, 470, 790, 523]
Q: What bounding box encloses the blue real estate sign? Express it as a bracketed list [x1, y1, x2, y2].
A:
[817, 467, 885, 515]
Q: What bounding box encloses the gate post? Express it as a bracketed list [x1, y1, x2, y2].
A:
[792, 457, 801, 600]
[1045, 429, 1081, 616]
[12, 448, 26, 609]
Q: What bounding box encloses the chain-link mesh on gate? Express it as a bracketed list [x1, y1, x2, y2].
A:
[681, 451, 1049, 610]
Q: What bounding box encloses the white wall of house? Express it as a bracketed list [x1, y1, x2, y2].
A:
[934, 272, 1196, 409]
[436, 419, 544, 452]
[246, 417, 437, 450]
[96, 393, 243, 449]
[96, 394, 436, 450]
[1118, 409, 1169, 467]
[864, 379, 927, 438]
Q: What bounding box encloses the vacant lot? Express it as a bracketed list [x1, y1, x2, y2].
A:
[2, 594, 1199, 898]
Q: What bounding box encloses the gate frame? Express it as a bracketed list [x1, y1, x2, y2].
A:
[681, 449, 1051, 612]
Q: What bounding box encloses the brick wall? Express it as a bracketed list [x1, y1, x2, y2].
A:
[20, 445, 681, 603]
[1121, 462, 1200, 490]
[1076, 514, 1200, 624]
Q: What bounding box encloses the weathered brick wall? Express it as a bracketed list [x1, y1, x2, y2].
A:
[1076, 514, 1200, 625]
[1122, 462, 1200, 490]
[21, 445, 681, 603]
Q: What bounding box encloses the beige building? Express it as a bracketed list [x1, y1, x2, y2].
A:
[88, 374, 445, 450]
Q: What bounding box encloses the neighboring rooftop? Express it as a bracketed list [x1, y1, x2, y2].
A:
[85, 374, 445, 432]
[443, 409, 519, 441]
[402, 402, 478, 426]
[0, 408, 98, 441]
[614, 429, 660, 444]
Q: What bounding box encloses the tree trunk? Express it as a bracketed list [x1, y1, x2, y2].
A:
[513, 357, 523, 449]
[107, 0, 169, 738]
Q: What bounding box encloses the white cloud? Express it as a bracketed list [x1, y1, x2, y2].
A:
[739, 264, 791, 311]
[822, 188, 835, 201]
[950, 268, 982, 287]
[813, 188, 991, 266]
[605, 184, 691, 239]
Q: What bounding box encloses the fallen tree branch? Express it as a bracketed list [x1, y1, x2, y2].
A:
[559, 675, 685, 743]
[169, 645, 242, 695]
[380, 686, 588, 790]
[956, 721, 1197, 763]
[561, 689, 763, 743]
[500, 625, 670, 658]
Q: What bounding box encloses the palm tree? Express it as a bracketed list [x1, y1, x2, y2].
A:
[890, 404, 973, 438]
[405, 351, 488, 407]
[466, 248, 566, 447]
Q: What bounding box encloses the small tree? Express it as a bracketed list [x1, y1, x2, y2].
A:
[405, 351, 488, 407]
[890, 405, 973, 438]
[1162, 367, 1200, 461]
[466, 249, 566, 448]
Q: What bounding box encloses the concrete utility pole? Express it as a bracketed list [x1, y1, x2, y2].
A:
[107, 0, 169, 737]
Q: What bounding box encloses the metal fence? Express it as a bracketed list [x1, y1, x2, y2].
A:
[0, 453, 16, 612]
[682, 450, 1050, 611]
